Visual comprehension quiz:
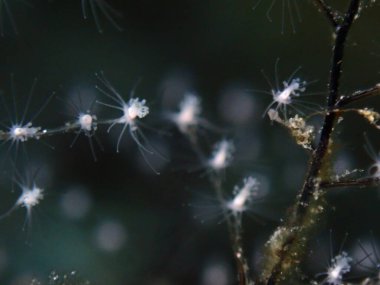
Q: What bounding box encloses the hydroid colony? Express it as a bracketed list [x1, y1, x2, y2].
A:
[0, 1, 379, 285]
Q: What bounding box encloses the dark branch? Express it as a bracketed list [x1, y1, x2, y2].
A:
[264, 1, 362, 284]
[336, 84, 380, 107]
[297, 0, 361, 215]
[313, 0, 340, 27]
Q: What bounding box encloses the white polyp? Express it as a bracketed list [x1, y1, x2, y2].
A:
[227, 176, 259, 213]
[127, 98, 149, 120]
[119, 98, 149, 124]
[273, 78, 306, 107]
[9, 123, 41, 142]
[208, 140, 235, 171]
[172, 93, 201, 132]
[78, 113, 95, 132]
[0, 183, 46, 227]
[97, 76, 157, 165]
[325, 252, 352, 285]
[19, 186, 44, 208]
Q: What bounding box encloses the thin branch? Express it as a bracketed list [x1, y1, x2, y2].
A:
[320, 177, 380, 189]
[186, 133, 252, 285]
[313, 0, 339, 27]
[210, 174, 251, 285]
[336, 84, 380, 107]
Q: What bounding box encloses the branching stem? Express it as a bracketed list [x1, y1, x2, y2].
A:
[264, 1, 362, 284]
[297, 0, 360, 216]
[313, 0, 340, 27]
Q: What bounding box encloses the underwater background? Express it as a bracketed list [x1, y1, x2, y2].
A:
[0, 0, 379, 284]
